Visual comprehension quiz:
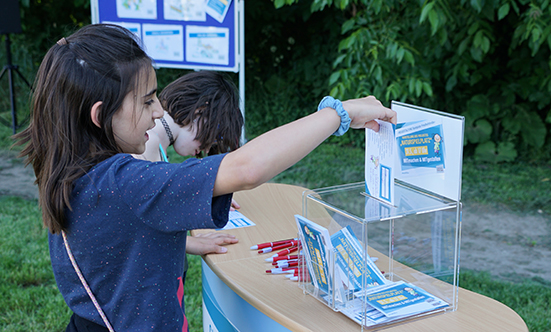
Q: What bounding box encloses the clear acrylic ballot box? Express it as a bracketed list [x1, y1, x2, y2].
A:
[296, 180, 461, 331]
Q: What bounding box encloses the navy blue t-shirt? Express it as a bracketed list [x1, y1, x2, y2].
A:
[49, 153, 232, 331]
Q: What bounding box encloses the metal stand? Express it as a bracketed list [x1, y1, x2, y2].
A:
[0, 34, 31, 134]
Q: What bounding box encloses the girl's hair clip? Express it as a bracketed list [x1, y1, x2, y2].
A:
[57, 37, 68, 46]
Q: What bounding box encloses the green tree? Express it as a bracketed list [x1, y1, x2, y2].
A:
[276, 0, 551, 162]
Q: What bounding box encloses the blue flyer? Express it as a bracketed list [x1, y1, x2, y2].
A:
[331, 226, 388, 291]
[362, 281, 448, 317]
[396, 120, 445, 177]
[295, 215, 332, 294]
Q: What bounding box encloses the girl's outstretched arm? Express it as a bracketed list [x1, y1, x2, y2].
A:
[213, 96, 397, 196]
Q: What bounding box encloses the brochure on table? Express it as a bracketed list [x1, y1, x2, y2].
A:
[365, 101, 465, 206]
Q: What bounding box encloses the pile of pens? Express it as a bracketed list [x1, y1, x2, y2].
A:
[250, 237, 308, 282]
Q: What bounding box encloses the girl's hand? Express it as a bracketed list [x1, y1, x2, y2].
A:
[230, 199, 240, 211]
[342, 96, 397, 132]
[186, 232, 239, 255]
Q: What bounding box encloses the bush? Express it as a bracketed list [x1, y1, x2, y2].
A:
[278, 0, 551, 162]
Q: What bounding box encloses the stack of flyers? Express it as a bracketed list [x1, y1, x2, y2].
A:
[294, 214, 333, 295]
[341, 281, 448, 326]
[331, 225, 389, 291]
[339, 297, 392, 327]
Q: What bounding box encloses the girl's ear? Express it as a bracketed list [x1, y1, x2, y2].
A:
[90, 101, 103, 128]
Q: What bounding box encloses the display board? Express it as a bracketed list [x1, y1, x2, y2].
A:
[91, 0, 240, 72]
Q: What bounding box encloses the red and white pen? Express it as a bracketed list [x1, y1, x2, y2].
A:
[274, 256, 303, 266]
[275, 245, 299, 256]
[250, 238, 298, 250]
[265, 267, 297, 274]
[274, 259, 296, 266]
[284, 268, 306, 277]
[289, 274, 310, 282]
[277, 260, 300, 268]
[266, 255, 299, 263]
[258, 240, 299, 254]
[272, 258, 299, 266]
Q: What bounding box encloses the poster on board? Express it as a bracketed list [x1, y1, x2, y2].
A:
[91, 0, 239, 72]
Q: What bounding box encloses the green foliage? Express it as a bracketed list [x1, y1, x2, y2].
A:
[244, 1, 344, 137]
[18, 0, 91, 54]
[279, 0, 551, 162]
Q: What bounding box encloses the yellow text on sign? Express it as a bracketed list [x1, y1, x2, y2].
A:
[405, 146, 428, 156]
[377, 295, 407, 305]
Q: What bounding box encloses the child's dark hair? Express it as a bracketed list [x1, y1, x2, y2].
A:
[159, 71, 243, 155]
[13, 24, 153, 234]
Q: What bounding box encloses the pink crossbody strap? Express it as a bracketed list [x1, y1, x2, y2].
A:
[62, 230, 115, 332]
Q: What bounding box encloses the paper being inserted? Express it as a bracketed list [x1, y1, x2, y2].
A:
[365, 120, 396, 206]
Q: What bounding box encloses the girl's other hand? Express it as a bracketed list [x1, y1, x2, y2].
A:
[186, 232, 239, 255]
[230, 199, 240, 211]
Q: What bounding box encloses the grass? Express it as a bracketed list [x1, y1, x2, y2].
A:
[0, 196, 71, 332]
[460, 270, 551, 332]
[461, 159, 551, 215]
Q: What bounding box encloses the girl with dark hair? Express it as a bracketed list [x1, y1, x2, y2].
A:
[14, 23, 396, 332]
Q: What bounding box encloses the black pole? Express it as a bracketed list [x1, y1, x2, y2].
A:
[6, 34, 17, 134]
[0, 34, 31, 135]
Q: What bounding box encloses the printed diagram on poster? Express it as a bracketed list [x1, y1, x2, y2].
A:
[186, 25, 229, 65]
[164, 0, 206, 21]
[142, 24, 184, 61]
[116, 0, 157, 19]
[206, 0, 232, 23]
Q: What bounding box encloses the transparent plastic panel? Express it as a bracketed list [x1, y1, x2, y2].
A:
[298, 181, 461, 330]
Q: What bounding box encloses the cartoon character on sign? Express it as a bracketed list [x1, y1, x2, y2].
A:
[404, 287, 418, 296]
[304, 225, 315, 240]
[433, 133, 442, 156]
[370, 155, 379, 169]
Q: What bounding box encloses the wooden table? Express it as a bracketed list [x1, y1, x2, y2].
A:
[193, 183, 528, 332]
